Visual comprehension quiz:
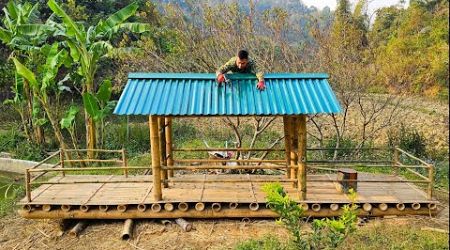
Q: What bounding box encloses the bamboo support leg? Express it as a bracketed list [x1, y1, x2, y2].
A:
[60, 148, 65, 177]
[283, 117, 291, 179]
[428, 164, 434, 199]
[297, 115, 307, 200]
[122, 149, 128, 178]
[149, 116, 162, 201]
[159, 117, 168, 188]
[290, 117, 299, 187]
[165, 118, 174, 178]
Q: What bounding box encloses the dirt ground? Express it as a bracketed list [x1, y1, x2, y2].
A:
[0, 196, 448, 250]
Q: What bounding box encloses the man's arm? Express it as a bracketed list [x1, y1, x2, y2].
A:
[216, 57, 237, 76]
[249, 59, 264, 82]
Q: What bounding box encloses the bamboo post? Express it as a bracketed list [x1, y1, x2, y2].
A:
[149, 116, 162, 201]
[122, 148, 128, 178]
[428, 164, 434, 199]
[297, 115, 307, 200]
[393, 148, 399, 175]
[60, 148, 65, 177]
[159, 117, 168, 188]
[290, 117, 299, 187]
[165, 117, 174, 178]
[283, 116, 291, 179]
[25, 169, 31, 202]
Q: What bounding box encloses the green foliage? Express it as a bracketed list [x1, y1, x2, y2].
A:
[60, 105, 79, 130]
[311, 190, 358, 249]
[388, 124, 427, 158]
[235, 235, 293, 250]
[261, 184, 359, 250]
[262, 183, 307, 248]
[0, 129, 46, 161]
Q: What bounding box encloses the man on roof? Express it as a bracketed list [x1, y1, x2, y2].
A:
[216, 50, 266, 90]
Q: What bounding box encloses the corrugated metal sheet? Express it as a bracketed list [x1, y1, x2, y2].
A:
[113, 73, 341, 116]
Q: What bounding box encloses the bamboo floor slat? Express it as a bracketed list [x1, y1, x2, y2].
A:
[20, 173, 434, 206]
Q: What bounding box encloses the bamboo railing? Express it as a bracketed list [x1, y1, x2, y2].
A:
[23, 146, 435, 203]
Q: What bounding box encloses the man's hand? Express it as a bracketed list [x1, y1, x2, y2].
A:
[257, 81, 266, 90]
[217, 74, 225, 83]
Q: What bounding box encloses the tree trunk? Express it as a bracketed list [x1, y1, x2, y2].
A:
[84, 81, 96, 158]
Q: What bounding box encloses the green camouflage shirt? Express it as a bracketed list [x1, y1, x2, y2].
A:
[217, 56, 265, 81]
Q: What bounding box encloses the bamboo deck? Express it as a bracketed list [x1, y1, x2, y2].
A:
[18, 173, 438, 219]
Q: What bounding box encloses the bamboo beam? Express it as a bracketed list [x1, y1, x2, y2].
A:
[173, 148, 284, 152]
[28, 166, 151, 173]
[158, 117, 168, 188]
[168, 178, 296, 183]
[307, 160, 392, 164]
[174, 159, 285, 163]
[297, 115, 307, 200]
[162, 165, 296, 170]
[18, 207, 438, 219]
[149, 116, 162, 201]
[283, 116, 291, 179]
[30, 163, 61, 182]
[63, 159, 123, 163]
[165, 117, 174, 178]
[64, 149, 123, 153]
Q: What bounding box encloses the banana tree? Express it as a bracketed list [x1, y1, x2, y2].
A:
[0, 1, 54, 143]
[12, 43, 70, 150]
[47, 0, 150, 156]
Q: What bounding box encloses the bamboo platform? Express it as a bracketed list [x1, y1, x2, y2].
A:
[18, 173, 438, 219]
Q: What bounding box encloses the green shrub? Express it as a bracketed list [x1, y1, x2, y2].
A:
[0, 129, 46, 161]
[258, 183, 359, 250]
[388, 124, 427, 159]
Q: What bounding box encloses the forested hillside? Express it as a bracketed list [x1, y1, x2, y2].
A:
[1, 0, 447, 100]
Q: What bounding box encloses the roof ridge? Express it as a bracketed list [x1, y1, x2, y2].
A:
[128, 73, 329, 79]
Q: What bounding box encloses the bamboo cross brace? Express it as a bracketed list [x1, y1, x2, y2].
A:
[140, 185, 154, 204]
[199, 174, 207, 202]
[247, 174, 257, 203]
[82, 175, 114, 205]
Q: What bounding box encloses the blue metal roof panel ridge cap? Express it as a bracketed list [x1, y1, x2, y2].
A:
[128, 72, 329, 79]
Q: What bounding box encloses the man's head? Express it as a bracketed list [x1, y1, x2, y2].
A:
[236, 50, 249, 69]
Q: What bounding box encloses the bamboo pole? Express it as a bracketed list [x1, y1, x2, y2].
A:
[30, 163, 61, 182]
[164, 203, 174, 212]
[290, 117, 298, 183]
[428, 164, 434, 199]
[330, 204, 339, 211]
[25, 169, 31, 202]
[80, 205, 89, 212]
[64, 149, 123, 153]
[99, 205, 109, 212]
[162, 165, 296, 170]
[174, 159, 285, 163]
[211, 203, 221, 212]
[165, 117, 174, 178]
[122, 149, 128, 178]
[118, 204, 127, 212]
[121, 219, 134, 240]
[405, 168, 429, 180]
[63, 159, 123, 163]
[396, 203, 405, 211]
[158, 117, 168, 188]
[178, 202, 189, 212]
[149, 116, 162, 201]
[151, 203, 162, 212]
[69, 221, 88, 237]
[195, 202, 205, 211]
[393, 148, 400, 175]
[297, 115, 307, 200]
[173, 148, 284, 152]
[61, 205, 71, 212]
[19, 207, 437, 220]
[283, 116, 291, 179]
[137, 204, 147, 212]
[175, 218, 192, 232]
[31, 150, 60, 169]
[362, 203, 372, 212]
[396, 147, 431, 166]
[60, 148, 65, 177]
[229, 202, 238, 209]
[378, 203, 388, 211]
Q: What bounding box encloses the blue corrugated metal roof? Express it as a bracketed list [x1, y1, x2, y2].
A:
[113, 73, 341, 116]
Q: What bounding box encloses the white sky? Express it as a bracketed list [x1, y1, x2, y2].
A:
[302, 0, 409, 16]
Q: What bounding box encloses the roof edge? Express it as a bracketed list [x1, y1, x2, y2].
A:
[128, 72, 329, 79]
